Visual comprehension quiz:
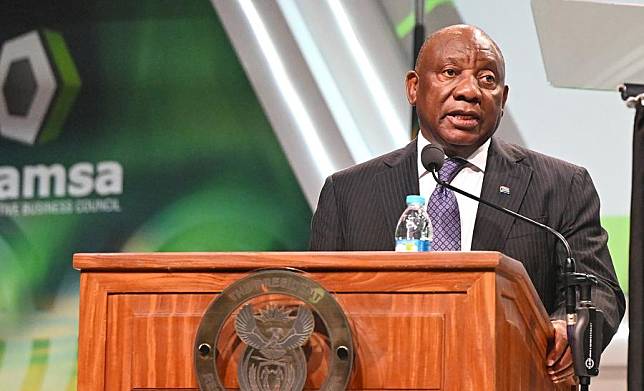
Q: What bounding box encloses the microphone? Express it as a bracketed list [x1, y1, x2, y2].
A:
[420, 144, 445, 172]
[421, 143, 603, 388]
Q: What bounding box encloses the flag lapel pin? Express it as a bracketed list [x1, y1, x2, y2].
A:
[499, 185, 510, 195]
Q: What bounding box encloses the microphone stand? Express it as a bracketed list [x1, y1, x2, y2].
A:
[430, 169, 604, 390]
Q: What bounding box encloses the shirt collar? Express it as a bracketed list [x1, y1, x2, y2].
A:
[417, 131, 490, 178]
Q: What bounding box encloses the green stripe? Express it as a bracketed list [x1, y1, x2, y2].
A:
[396, 0, 454, 38]
[20, 339, 50, 391]
[0, 340, 5, 371]
[39, 29, 81, 144]
[601, 215, 629, 293]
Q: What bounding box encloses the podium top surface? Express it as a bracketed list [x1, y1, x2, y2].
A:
[73, 251, 517, 272]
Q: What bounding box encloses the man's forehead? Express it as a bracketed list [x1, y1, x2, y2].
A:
[432, 32, 498, 61]
[419, 28, 505, 74]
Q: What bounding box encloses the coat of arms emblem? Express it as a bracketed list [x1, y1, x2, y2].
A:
[235, 304, 315, 391]
[194, 269, 353, 391]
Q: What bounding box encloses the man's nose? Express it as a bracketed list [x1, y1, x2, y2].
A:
[453, 74, 482, 103]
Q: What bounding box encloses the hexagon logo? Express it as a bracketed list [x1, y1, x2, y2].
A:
[0, 30, 81, 145]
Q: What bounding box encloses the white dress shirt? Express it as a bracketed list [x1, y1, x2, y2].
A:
[417, 133, 490, 251]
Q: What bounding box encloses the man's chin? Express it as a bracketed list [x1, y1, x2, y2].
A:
[439, 133, 486, 157]
[423, 127, 488, 151]
[440, 130, 481, 147]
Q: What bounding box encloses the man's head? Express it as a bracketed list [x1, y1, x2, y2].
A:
[406, 25, 509, 158]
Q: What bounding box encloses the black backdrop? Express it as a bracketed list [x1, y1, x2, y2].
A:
[628, 105, 644, 390]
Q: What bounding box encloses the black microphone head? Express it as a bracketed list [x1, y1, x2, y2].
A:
[421, 144, 445, 172]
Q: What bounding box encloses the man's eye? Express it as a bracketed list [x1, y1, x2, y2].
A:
[482, 74, 496, 84]
[443, 69, 456, 77]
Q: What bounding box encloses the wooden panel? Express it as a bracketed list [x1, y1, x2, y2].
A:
[106, 294, 211, 390]
[103, 290, 483, 390]
[78, 268, 483, 391]
[96, 270, 494, 390]
[130, 296, 212, 388]
[345, 296, 445, 390]
[351, 313, 443, 389]
[495, 276, 567, 391]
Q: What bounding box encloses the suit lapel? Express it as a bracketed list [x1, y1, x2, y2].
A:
[471, 138, 533, 251]
[376, 140, 419, 238]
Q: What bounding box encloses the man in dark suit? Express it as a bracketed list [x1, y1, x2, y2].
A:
[310, 25, 624, 385]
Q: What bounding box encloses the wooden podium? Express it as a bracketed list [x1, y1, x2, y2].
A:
[74, 251, 568, 390]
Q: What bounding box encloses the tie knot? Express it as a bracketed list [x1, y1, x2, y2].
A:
[438, 158, 466, 183]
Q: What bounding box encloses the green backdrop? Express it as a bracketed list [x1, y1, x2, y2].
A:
[0, 2, 311, 390]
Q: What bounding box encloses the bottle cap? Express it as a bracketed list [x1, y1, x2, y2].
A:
[405, 195, 425, 205]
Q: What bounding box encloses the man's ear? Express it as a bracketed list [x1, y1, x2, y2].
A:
[405, 70, 419, 105]
[502, 85, 509, 109]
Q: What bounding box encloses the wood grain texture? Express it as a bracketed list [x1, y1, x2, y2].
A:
[77, 273, 109, 391]
[106, 293, 450, 390]
[495, 276, 569, 391]
[73, 251, 508, 271]
[75, 251, 562, 390]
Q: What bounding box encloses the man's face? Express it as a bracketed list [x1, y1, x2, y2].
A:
[406, 28, 509, 157]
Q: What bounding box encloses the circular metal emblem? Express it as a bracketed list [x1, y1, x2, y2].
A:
[194, 269, 353, 391]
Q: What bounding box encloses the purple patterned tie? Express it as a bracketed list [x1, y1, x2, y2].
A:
[428, 158, 466, 251]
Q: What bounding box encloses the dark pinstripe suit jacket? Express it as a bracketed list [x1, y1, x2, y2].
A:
[310, 137, 625, 349]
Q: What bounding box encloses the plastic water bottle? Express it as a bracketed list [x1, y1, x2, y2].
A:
[394, 195, 432, 252]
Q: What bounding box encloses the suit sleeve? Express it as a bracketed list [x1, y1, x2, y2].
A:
[552, 167, 625, 350]
[309, 175, 344, 251]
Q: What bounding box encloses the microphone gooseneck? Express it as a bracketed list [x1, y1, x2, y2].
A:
[420, 143, 603, 387]
[420, 144, 573, 259]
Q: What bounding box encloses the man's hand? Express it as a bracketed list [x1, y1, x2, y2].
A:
[547, 319, 577, 385]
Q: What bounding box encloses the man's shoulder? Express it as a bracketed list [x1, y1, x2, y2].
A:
[494, 138, 585, 176]
[330, 141, 414, 182]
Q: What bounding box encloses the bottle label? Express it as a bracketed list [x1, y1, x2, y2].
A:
[395, 239, 430, 252]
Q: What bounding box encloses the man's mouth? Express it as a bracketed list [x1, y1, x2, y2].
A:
[445, 111, 481, 129]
